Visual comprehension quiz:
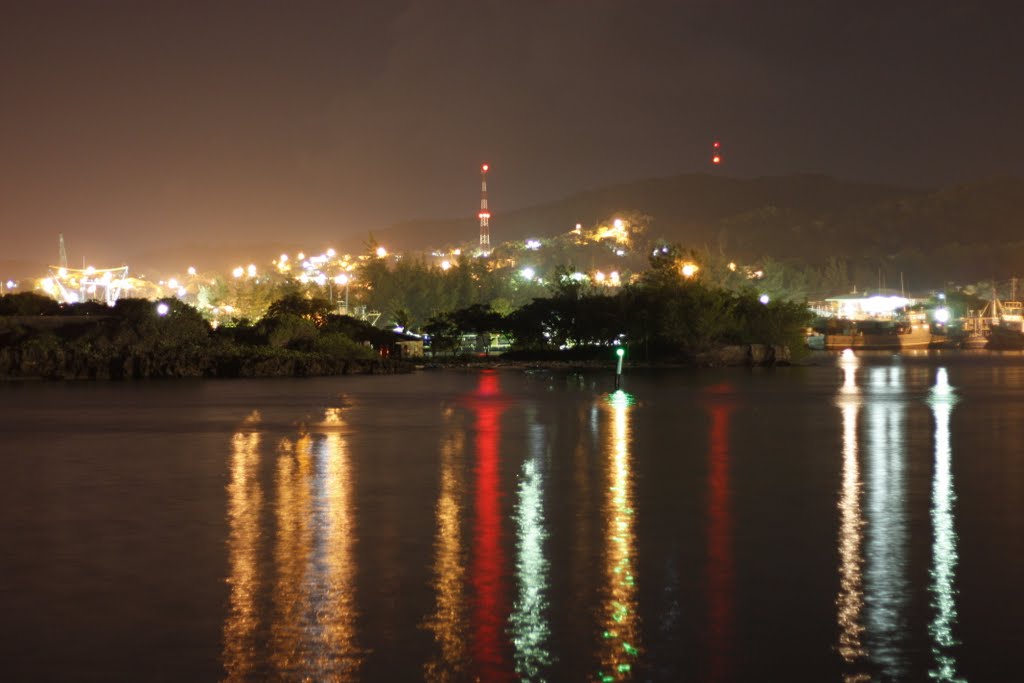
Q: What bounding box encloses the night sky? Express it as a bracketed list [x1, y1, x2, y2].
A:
[2, 1, 1022, 265]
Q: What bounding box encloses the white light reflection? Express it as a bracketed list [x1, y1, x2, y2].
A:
[596, 390, 640, 681]
[835, 354, 870, 681]
[928, 368, 965, 682]
[864, 365, 909, 680]
[510, 409, 552, 680]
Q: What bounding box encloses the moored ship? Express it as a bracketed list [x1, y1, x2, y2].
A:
[824, 318, 932, 350]
[986, 299, 1024, 349]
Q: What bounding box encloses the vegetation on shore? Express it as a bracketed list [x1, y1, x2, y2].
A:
[0, 293, 407, 380]
[0, 242, 812, 379]
[425, 245, 811, 363]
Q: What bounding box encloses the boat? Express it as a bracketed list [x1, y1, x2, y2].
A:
[960, 331, 989, 350]
[986, 299, 1024, 349]
[981, 282, 1024, 350]
[824, 314, 932, 351]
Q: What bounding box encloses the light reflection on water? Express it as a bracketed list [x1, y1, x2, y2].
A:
[215, 363, 976, 680]
[10, 361, 1021, 681]
[835, 355, 869, 682]
[864, 364, 910, 680]
[928, 368, 965, 682]
[705, 384, 735, 683]
[273, 410, 362, 682]
[835, 360, 967, 682]
[223, 411, 263, 682]
[468, 370, 511, 681]
[223, 406, 362, 682]
[509, 406, 552, 680]
[422, 407, 468, 682]
[596, 389, 640, 682]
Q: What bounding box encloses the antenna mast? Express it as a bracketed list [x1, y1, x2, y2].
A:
[478, 163, 491, 252]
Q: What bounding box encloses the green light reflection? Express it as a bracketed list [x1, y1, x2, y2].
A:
[509, 415, 553, 679]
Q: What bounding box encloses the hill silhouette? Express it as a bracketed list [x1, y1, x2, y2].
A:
[378, 173, 920, 254]
[377, 173, 1024, 287]
[14, 173, 1024, 290]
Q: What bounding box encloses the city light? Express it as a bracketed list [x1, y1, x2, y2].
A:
[681, 263, 699, 278]
[156, 302, 170, 316]
[246, 264, 257, 277]
[326, 248, 336, 257]
[232, 266, 244, 278]
[935, 307, 950, 323]
[376, 247, 388, 258]
[167, 278, 178, 289]
[594, 271, 606, 282]
[760, 294, 771, 304]
[525, 239, 541, 250]
[187, 266, 197, 276]
[440, 260, 452, 271]
[521, 267, 536, 280]
[334, 274, 349, 285]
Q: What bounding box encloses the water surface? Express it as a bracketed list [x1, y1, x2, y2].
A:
[2, 354, 1024, 681]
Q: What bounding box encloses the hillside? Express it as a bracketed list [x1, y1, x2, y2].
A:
[378, 173, 1024, 287]
[10, 174, 1024, 289]
[378, 173, 921, 255]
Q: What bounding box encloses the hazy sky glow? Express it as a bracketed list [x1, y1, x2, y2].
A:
[2, 1, 1021, 265]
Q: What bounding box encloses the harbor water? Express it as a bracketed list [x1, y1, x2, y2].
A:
[2, 353, 1024, 681]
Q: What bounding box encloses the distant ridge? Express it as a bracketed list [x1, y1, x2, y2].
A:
[378, 172, 922, 255]
[376, 172, 1024, 285]
[10, 174, 1024, 288]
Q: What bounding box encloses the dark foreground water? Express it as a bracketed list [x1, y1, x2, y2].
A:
[2, 353, 1024, 682]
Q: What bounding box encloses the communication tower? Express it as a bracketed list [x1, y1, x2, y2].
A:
[478, 163, 491, 251]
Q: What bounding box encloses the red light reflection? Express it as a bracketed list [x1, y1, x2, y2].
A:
[706, 383, 735, 681]
[468, 370, 511, 681]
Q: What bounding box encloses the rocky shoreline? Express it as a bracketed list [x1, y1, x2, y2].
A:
[418, 344, 797, 371]
[0, 346, 411, 380]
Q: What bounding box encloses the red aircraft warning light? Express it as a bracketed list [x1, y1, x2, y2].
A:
[712, 154, 722, 165]
[482, 163, 489, 172]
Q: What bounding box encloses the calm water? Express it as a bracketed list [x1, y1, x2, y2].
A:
[2, 354, 1024, 682]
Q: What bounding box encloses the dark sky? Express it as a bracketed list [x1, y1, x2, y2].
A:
[2, 0, 1022, 265]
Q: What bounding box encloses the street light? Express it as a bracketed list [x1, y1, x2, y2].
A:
[335, 274, 350, 313]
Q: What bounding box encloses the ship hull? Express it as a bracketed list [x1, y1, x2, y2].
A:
[986, 324, 1024, 350]
[824, 326, 932, 351]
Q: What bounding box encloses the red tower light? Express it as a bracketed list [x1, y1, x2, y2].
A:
[713, 140, 721, 149]
[712, 154, 722, 165]
[482, 163, 489, 172]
